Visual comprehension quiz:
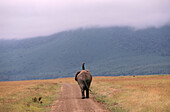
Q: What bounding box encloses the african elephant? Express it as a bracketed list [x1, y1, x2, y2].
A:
[75, 62, 92, 99]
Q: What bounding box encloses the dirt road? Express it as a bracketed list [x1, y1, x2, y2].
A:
[50, 83, 109, 112]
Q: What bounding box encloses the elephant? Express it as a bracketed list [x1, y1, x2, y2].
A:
[75, 62, 92, 99]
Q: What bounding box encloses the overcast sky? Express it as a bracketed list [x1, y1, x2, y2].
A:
[0, 0, 170, 39]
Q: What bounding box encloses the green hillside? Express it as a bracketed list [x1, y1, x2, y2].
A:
[0, 26, 170, 81]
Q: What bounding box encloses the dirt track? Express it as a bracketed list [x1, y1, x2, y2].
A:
[50, 83, 109, 112]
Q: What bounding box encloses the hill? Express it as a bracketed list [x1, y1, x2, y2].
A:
[0, 26, 170, 81]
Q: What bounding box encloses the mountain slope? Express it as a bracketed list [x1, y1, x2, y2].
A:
[0, 26, 170, 81]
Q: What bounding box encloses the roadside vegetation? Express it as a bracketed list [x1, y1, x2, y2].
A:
[0, 79, 61, 112]
[91, 75, 170, 112]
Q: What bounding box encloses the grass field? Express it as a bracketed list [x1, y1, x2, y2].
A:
[0, 79, 62, 112]
[91, 75, 170, 112]
[0, 75, 170, 112]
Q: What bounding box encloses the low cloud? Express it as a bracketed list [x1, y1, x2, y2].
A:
[0, 0, 170, 39]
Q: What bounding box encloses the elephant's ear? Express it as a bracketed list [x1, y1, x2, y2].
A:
[75, 71, 81, 81]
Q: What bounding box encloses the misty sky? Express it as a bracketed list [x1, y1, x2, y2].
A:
[0, 0, 170, 39]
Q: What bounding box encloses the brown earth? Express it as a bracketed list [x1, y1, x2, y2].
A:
[50, 83, 110, 112]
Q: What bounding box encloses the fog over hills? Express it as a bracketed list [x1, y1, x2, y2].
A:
[0, 26, 170, 81]
[1, 0, 170, 39]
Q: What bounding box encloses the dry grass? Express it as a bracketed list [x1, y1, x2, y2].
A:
[1, 75, 169, 112]
[0, 77, 76, 112]
[0, 79, 63, 112]
[91, 75, 170, 112]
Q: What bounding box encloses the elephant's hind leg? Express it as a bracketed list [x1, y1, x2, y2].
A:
[81, 89, 85, 99]
[86, 88, 89, 98]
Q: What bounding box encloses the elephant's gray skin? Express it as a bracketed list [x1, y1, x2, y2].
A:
[75, 63, 92, 99]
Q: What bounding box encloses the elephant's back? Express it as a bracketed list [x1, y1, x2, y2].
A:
[77, 70, 92, 80]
